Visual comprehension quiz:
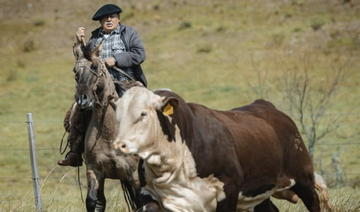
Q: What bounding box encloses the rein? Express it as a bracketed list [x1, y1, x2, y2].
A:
[87, 62, 122, 142]
[89, 62, 111, 108]
[89, 61, 137, 108]
[59, 131, 68, 154]
[112, 66, 136, 82]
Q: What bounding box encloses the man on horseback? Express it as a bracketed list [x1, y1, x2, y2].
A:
[58, 4, 147, 166]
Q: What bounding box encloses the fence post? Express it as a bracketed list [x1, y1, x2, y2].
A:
[26, 113, 42, 212]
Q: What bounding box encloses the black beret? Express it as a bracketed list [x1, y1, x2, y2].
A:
[92, 4, 122, 21]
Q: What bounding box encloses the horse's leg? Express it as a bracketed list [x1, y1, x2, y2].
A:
[86, 169, 106, 212]
[95, 177, 106, 212]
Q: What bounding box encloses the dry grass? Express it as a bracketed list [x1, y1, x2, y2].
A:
[0, 0, 359, 211]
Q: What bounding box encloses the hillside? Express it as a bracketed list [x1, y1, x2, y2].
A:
[0, 0, 359, 211]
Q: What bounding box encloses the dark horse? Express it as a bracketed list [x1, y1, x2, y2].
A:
[70, 39, 142, 211]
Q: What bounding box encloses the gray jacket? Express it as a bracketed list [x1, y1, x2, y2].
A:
[88, 24, 147, 87]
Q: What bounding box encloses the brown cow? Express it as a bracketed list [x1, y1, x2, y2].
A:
[113, 86, 321, 212]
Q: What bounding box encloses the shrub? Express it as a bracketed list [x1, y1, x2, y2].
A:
[33, 19, 45, 27]
[178, 21, 192, 30]
[17, 60, 25, 68]
[216, 26, 226, 32]
[292, 27, 302, 33]
[23, 40, 35, 52]
[6, 69, 18, 82]
[269, 33, 285, 47]
[196, 44, 212, 53]
[310, 17, 326, 31]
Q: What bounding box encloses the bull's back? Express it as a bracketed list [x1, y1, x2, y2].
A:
[230, 99, 313, 179]
[215, 104, 284, 181]
[191, 99, 313, 181]
[186, 101, 283, 182]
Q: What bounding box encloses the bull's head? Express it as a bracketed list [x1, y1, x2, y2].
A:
[72, 40, 112, 109]
[113, 86, 179, 159]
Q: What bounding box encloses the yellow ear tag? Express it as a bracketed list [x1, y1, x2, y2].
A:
[163, 104, 174, 116]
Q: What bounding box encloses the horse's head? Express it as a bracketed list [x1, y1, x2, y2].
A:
[72, 40, 116, 110]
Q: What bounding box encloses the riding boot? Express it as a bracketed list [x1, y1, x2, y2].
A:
[58, 104, 91, 167]
[57, 131, 84, 167]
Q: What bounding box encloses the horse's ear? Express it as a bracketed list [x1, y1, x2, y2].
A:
[73, 39, 85, 61]
[91, 40, 103, 60]
[89, 40, 104, 68]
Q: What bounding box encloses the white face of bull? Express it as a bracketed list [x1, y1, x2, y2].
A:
[113, 86, 169, 158]
[113, 86, 226, 211]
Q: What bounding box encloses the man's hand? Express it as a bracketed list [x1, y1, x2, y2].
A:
[76, 27, 86, 43]
[105, 57, 116, 67]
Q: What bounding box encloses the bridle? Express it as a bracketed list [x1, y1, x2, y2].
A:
[75, 56, 139, 110]
[75, 59, 112, 109]
[91, 61, 115, 109]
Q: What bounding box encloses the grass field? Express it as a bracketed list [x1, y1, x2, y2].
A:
[0, 0, 359, 211]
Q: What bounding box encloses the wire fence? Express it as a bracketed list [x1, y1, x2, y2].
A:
[0, 116, 359, 190]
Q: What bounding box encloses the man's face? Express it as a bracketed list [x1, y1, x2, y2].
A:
[100, 13, 120, 33]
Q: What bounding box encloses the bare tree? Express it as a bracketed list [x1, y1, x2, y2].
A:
[248, 52, 354, 160]
[278, 54, 349, 158]
[247, 54, 271, 100]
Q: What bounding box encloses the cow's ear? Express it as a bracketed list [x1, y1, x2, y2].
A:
[161, 97, 179, 116]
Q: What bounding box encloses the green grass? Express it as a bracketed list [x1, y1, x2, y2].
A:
[0, 0, 359, 211]
[275, 187, 360, 212]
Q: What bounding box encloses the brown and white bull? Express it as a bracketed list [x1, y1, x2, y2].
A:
[113, 86, 321, 212]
